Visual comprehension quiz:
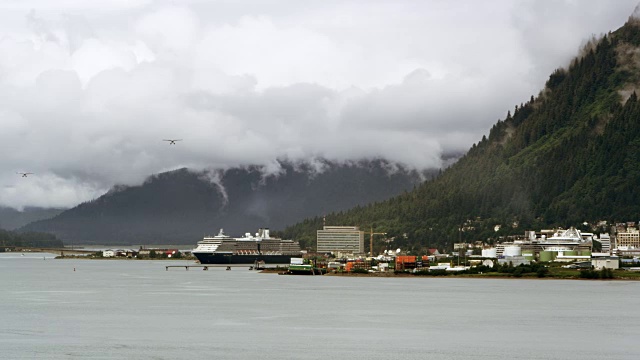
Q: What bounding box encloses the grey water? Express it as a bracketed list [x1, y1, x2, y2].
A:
[1, 253, 638, 360]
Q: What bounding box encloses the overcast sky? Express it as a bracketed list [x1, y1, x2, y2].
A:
[0, 0, 637, 210]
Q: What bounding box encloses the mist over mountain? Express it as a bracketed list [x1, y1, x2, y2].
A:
[21, 160, 433, 245]
[1, 2, 636, 212]
[283, 16, 640, 251]
[0, 206, 65, 231]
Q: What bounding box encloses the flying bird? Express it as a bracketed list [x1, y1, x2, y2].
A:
[163, 139, 182, 145]
[17, 172, 33, 177]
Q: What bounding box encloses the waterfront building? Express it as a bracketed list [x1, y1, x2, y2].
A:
[481, 248, 497, 258]
[395, 255, 418, 270]
[591, 253, 620, 270]
[316, 226, 365, 254]
[429, 262, 451, 271]
[616, 228, 640, 248]
[498, 256, 530, 267]
[615, 247, 640, 257]
[598, 233, 611, 253]
[138, 248, 179, 257]
[101, 249, 137, 258]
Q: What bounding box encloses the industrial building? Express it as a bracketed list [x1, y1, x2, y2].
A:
[317, 226, 365, 254]
[591, 253, 620, 270]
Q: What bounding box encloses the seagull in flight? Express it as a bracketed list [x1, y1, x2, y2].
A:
[17, 172, 33, 177]
[163, 139, 182, 145]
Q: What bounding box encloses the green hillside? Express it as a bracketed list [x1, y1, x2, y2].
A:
[0, 229, 63, 248]
[283, 20, 640, 252]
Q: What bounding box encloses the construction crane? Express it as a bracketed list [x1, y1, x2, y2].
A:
[369, 228, 386, 256]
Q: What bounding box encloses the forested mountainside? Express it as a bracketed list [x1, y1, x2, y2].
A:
[283, 19, 640, 252]
[21, 160, 431, 245]
[0, 207, 65, 231]
[0, 229, 63, 248]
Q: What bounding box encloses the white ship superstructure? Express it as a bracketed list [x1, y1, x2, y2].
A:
[193, 228, 232, 253]
[539, 227, 588, 252]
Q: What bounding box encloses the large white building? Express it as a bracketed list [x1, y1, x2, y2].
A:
[598, 233, 612, 253]
[317, 226, 364, 254]
[591, 254, 620, 270]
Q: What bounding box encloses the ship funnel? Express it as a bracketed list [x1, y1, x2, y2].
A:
[256, 228, 270, 238]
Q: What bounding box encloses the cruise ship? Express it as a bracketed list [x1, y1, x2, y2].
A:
[192, 228, 302, 264]
[538, 227, 590, 252]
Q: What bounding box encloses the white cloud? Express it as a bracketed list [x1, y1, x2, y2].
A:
[0, 0, 637, 209]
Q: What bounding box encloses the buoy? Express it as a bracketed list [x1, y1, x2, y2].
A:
[73, 268, 76, 271]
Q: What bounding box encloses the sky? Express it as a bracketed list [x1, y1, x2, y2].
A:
[0, 0, 638, 210]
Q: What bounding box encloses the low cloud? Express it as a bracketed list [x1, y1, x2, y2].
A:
[0, 0, 637, 209]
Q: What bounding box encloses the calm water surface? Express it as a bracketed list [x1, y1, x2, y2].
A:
[1, 253, 639, 359]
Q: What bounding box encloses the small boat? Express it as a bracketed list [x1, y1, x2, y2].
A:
[286, 264, 326, 275]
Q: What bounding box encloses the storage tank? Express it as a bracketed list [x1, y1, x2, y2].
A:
[482, 248, 497, 258]
[503, 246, 522, 257]
[581, 250, 592, 256]
[539, 251, 556, 262]
[565, 250, 577, 256]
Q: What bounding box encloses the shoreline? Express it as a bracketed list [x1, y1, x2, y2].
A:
[45, 256, 640, 281]
[310, 272, 640, 281]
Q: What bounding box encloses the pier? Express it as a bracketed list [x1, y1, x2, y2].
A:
[165, 265, 257, 271]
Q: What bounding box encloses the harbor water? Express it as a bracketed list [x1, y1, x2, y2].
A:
[1, 252, 639, 359]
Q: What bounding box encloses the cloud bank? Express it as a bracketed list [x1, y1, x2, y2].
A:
[0, 0, 637, 209]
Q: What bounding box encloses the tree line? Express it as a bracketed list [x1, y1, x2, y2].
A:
[0, 229, 63, 248]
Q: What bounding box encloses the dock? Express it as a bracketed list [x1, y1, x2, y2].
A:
[165, 265, 256, 271]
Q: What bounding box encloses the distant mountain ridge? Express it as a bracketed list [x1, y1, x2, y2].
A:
[0, 207, 65, 231]
[21, 160, 434, 245]
[283, 18, 640, 251]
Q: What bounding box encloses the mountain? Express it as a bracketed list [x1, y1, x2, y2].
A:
[0, 228, 63, 248]
[21, 160, 433, 245]
[283, 18, 640, 252]
[0, 207, 65, 230]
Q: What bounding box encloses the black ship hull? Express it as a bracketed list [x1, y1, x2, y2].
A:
[193, 252, 297, 265]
